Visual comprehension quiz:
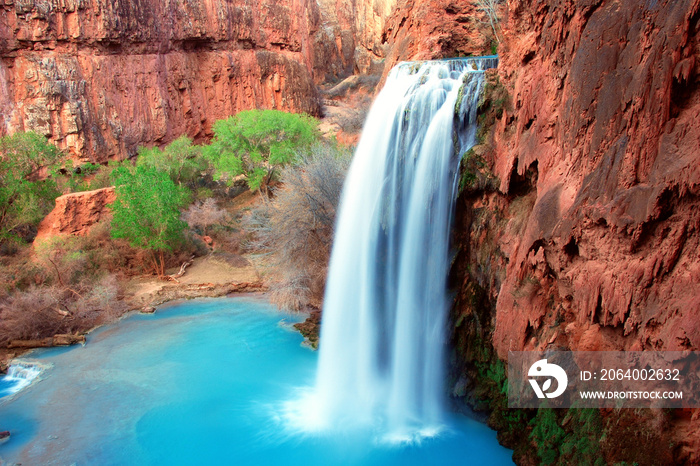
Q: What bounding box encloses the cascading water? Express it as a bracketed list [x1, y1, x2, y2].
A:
[0, 362, 43, 398]
[288, 57, 498, 439]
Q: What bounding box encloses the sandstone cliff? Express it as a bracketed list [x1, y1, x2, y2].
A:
[434, 0, 699, 462]
[487, 0, 699, 363]
[316, 0, 396, 76]
[377, 0, 700, 461]
[0, 0, 395, 161]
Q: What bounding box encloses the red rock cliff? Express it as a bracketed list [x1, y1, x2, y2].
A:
[381, 0, 699, 460]
[0, 0, 366, 160]
[489, 0, 700, 358]
[316, 0, 397, 76]
[420, 0, 699, 461]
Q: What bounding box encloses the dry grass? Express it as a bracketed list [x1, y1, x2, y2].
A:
[0, 221, 147, 347]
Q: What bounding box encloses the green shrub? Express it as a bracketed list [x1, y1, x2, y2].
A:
[110, 164, 189, 275]
[204, 110, 320, 192]
[136, 136, 208, 186]
[58, 161, 106, 193]
[0, 132, 62, 245]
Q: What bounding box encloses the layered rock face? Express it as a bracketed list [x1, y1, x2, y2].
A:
[381, 0, 699, 360]
[315, 0, 396, 77]
[440, 0, 699, 461]
[0, 0, 357, 160]
[489, 0, 700, 359]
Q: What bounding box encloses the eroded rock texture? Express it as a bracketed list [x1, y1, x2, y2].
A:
[489, 0, 700, 359]
[442, 0, 699, 461]
[35, 186, 116, 240]
[316, 0, 396, 77]
[0, 0, 393, 160]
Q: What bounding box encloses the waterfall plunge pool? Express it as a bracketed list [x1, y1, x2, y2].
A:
[0, 298, 512, 465]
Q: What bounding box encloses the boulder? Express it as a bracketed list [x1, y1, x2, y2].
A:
[35, 187, 116, 241]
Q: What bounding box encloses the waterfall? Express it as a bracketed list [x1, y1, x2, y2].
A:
[0, 362, 43, 398]
[288, 56, 497, 440]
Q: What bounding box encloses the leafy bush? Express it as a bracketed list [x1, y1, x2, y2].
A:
[0, 132, 62, 245]
[56, 161, 119, 194]
[204, 110, 320, 192]
[136, 136, 209, 187]
[245, 143, 350, 309]
[110, 164, 189, 275]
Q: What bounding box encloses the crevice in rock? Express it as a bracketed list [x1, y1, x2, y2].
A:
[591, 292, 603, 325]
[508, 160, 538, 198]
[522, 50, 536, 65]
[563, 236, 580, 259]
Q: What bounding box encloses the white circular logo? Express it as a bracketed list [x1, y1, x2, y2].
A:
[528, 358, 568, 399]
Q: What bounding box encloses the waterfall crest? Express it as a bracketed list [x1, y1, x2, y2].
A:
[290, 57, 497, 439]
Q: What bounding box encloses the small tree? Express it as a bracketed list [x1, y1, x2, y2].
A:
[110, 164, 189, 276]
[476, 0, 503, 43]
[181, 198, 227, 236]
[136, 136, 208, 186]
[204, 110, 320, 192]
[0, 132, 61, 245]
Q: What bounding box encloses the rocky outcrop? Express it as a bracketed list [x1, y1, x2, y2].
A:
[0, 0, 398, 161]
[294, 308, 321, 348]
[0, 0, 329, 160]
[35, 186, 115, 240]
[315, 0, 396, 77]
[380, 0, 502, 83]
[8, 333, 85, 348]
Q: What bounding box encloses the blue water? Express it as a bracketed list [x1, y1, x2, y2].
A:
[0, 379, 21, 398]
[0, 298, 513, 465]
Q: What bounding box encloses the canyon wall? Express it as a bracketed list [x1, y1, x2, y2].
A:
[316, 0, 396, 76]
[488, 0, 700, 360]
[383, 0, 699, 358]
[436, 0, 699, 462]
[0, 0, 393, 161]
[381, 0, 699, 461]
